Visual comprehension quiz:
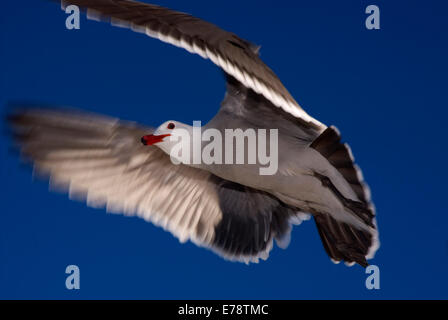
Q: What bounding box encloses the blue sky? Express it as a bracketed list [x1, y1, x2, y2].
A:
[1, 0, 447, 299]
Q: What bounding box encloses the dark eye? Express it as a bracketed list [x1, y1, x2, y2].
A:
[167, 122, 175, 129]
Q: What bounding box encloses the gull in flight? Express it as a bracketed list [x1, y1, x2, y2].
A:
[8, 0, 379, 266]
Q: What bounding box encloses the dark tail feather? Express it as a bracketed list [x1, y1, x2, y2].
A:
[314, 214, 373, 267]
[310, 126, 371, 204]
[310, 126, 379, 266]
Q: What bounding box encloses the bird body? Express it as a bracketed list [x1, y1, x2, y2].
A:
[154, 78, 374, 235]
[7, 0, 379, 267]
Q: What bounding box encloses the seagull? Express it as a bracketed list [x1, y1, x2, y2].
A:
[7, 0, 379, 267]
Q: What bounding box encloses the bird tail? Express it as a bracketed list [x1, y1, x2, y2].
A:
[310, 126, 379, 267]
[313, 214, 377, 267]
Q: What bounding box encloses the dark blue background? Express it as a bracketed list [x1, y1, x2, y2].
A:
[1, 0, 447, 299]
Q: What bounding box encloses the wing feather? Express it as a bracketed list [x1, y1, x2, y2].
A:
[9, 107, 223, 250]
[59, 0, 325, 129]
[8, 107, 305, 263]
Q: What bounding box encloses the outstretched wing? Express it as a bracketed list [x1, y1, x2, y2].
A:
[59, 0, 325, 129]
[8, 107, 309, 263]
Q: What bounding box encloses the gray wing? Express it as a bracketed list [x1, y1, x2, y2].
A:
[8, 107, 309, 263]
[217, 79, 379, 267]
[216, 75, 325, 145]
[59, 0, 324, 129]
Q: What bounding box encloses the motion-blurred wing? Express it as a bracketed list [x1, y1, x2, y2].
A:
[59, 0, 324, 129]
[8, 107, 307, 263]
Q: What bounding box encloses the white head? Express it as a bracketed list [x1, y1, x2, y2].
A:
[141, 120, 194, 162]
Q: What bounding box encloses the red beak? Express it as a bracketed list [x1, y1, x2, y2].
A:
[141, 134, 171, 146]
